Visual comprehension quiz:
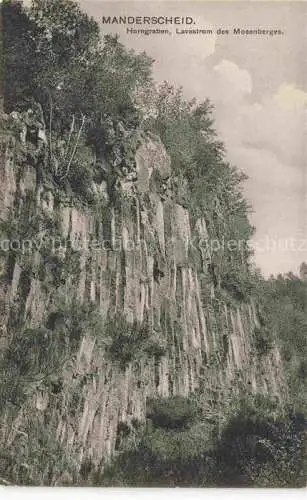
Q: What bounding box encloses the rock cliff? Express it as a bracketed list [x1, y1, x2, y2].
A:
[0, 108, 286, 473]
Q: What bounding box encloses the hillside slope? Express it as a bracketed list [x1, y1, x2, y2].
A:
[0, 105, 286, 480]
[0, 0, 303, 487]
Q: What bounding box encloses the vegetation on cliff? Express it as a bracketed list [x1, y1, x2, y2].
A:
[2, 0, 258, 299]
[2, 1, 253, 265]
[99, 271, 307, 487]
[256, 273, 307, 415]
[98, 394, 306, 488]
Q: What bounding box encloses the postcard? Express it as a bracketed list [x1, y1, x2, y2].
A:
[0, 0, 306, 488]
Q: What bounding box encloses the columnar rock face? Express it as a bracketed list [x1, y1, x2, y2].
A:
[0, 111, 287, 468]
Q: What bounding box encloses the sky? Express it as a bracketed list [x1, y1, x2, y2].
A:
[24, 0, 307, 276]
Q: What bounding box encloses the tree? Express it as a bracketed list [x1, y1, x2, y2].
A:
[2, 0, 37, 111]
[151, 82, 255, 293]
[256, 273, 307, 413]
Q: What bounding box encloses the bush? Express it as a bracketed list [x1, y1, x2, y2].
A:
[5, 327, 68, 378]
[215, 408, 307, 487]
[146, 395, 198, 430]
[105, 314, 166, 368]
[46, 299, 104, 349]
[256, 273, 307, 413]
[0, 299, 105, 408]
[96, 394, 306, 488]
[220, 267, 257, 302]
[253, 327, 274, 356]
[0, 413, 77, 486]
[105, 314, 148, 367]
[97, 425, 216, 487]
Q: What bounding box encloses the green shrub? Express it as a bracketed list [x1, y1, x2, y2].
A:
[256, 273, 307, 413]
[0, 324, 71, 409]
[47, 299, 105, 348]
[220, 267, 257, 301]
[5, 327, 68, 378]
[144, 341, 166, 359]
[0, 299, 105, 409]
[146, 395, 198, 430]
[105, 314, 147, 367]
[105, 314, 166, 368]
[253, 326, 274, 356]
[0, 413, 77, 486]
[96, 393, 306, 488]
[215, 407, 306, 487]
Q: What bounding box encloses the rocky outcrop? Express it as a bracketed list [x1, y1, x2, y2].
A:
[0, 110, 287, 469]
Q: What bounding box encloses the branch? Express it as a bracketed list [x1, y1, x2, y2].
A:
[64, 114, 75, 161]
[60, 114, 85, 181]
[48, 91, 54, 173]
[0, 477, 12, 486]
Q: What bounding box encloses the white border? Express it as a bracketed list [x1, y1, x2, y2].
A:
[0, 488, 306, 499]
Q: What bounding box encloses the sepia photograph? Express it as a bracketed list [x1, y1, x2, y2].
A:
[0, 0, 306, 489]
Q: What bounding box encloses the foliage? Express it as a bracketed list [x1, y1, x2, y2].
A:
[0, 299, 104, 408]
[0, 204, 60, 253]
[5, 327, 69, 379]
[1, 0, 153, 206]
[150, 82, 255, 299]
[1, 0, 37, 111]
[2, 0, 152, 136]
[46, 298, 104, 349]
[98, 422, 216, 487]
[0, 412, 77, 486]
[105, 314, 166, 369]
[216, 402, 306, 487]
[96, 393, 306, 487]
[146, 395, 199, 430]
[253, 326, 274, 356]
[2, 0, 99, 113]
[220, 265, 259, 301]
[255, 272, 307, 413]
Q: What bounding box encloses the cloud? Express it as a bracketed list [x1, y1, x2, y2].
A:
[238, 86, 307, 168]
[274, 84, 307, 111]
[213, 59, 252, 96]
[207, 67, 306, 276]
